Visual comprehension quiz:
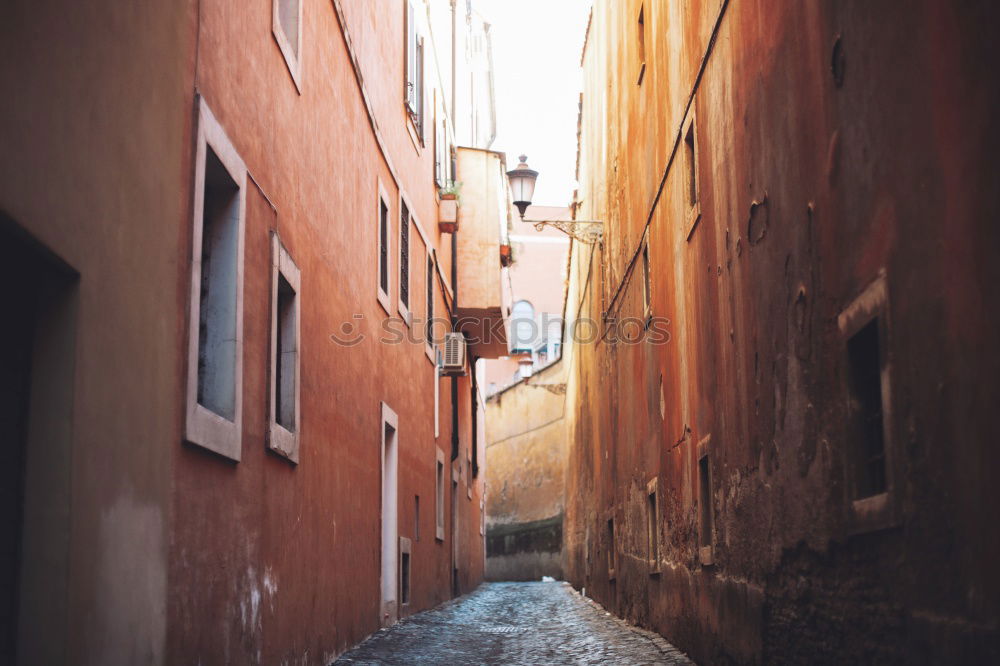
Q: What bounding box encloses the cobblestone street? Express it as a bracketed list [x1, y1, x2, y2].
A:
[334, 582, 694, 665]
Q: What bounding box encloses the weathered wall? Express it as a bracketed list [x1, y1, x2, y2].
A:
[0, 0, 488, 664]
[0, 0, 190, 662]
[485, 359, 567, 581]
[565, 1, 1000, 665]
[168, 0, 486, 663]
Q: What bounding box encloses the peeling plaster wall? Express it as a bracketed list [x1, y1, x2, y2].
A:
[564, 1, 1000, 664]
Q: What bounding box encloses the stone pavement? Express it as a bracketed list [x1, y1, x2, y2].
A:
[333, 581, 695, 665]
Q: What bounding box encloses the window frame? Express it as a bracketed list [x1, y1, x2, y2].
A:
[682, 105, 702, 241]
[398, 191, 417, 326]
[637, 3, 647, 85]
[435, 446, 446, 541]
[398, 536, 412, 607]
[377, 180, 392, 315]
[404, 1, 425, 146]
[425, 250, 436, 361]
[641, 239, 652, 324]
[184, 96, 247, 462]
[272, 0, 304, 92]
[268, 233, 302, 463]
[837, 272, 898, 535]
[697, 435, 714, 566]
[647, 477, 660, 573]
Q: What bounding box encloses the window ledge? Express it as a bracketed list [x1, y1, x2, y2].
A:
[848, 491, 899, 535]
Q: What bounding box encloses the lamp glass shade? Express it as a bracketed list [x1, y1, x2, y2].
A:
[506, 155, 538, 216]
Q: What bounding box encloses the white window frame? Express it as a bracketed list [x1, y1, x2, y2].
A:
[377, 179, 392, 315]
[435, 446, 446, 541]
[268, 234, 302, 463]
[272, 0, 304, 92]
[404, 1, 425, 149]
[185, 96, 247, 462]
[425, 250, 436, 362]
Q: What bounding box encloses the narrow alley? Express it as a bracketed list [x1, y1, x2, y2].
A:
[335, 582, 693, 665]
[1, 0, 998, 664]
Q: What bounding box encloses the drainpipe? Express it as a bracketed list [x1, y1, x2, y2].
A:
[450, 224, 459, 463]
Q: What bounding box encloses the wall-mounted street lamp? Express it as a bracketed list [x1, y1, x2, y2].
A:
[506, 155, 603, 244]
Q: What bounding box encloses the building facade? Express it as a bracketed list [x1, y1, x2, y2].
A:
[0, 0, 509, 663]
[564, 1, 1000, 664]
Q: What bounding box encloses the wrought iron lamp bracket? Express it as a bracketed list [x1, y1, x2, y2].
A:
[531, 219, 604, 244]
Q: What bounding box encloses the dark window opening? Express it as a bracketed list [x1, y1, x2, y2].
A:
[379, 199, 389, 295]
[275, 273, 296, 431]
[684, 122, 697, 208]
[647, 489, 658, 565]
[607, 517, 615, 574]
[426, 256, 434, 344]
[415, 495, 420, 541]
[400, 551, 410, 605]
[400, 203, 410, 308]
[642, 244, 651, 313]
[699, 455, 713, 548]
[847, 319, 887, 498]
[197, 146, 240, 421]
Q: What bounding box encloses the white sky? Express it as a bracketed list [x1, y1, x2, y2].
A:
[479, 0, 593, 208]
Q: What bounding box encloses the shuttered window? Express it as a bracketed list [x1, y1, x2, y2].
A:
[400, 202, 410, 309]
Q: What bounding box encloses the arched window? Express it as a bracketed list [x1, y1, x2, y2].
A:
[510, 300, 536, 352]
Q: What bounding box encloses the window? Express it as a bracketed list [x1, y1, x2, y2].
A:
[405, 2, 425, 139]
[269, 235, 301, 463]
[399, 537, 412, 606]
[435, 118, 448, 186]
[511, 300, 536, 353]
[272, 0, 303, 91]
[698, 437, 714, 566]
[415, 495, 420, 541]
[606, 517, 616, 579]
[847, 320, 887, 499]
[435, 448, 446, 541]
[683, 109, 702, 239]
[426, 253, 435, 352]
[377, 184, 391, 313]
[641, 242, 652, 319]
[637, 4, 647, 85]
[185, 97, 247, 462]
[647, 478, 659, 572]
[838, 273, 895, 532]
[399, 200, 410, 315]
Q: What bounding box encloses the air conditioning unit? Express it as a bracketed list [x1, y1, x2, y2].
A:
[440, 332, 467, 375]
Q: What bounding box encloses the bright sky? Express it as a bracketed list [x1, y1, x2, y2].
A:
[479, 0, 592, 208]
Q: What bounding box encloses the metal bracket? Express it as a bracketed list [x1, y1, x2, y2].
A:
[531, 219, 603, 244]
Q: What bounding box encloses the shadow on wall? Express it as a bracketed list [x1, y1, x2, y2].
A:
[485, 514, 564, 582]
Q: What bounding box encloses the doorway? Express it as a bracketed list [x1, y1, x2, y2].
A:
[380, 403, 399, 626]
[0, 216, 77, 664]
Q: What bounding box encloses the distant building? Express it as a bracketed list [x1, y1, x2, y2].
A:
[485, 205, 571, 393]
[0, 0, 511, 663]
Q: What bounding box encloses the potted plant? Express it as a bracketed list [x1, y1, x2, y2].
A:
[499, 242, 513, 267]
[438, 181, 461, 233]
